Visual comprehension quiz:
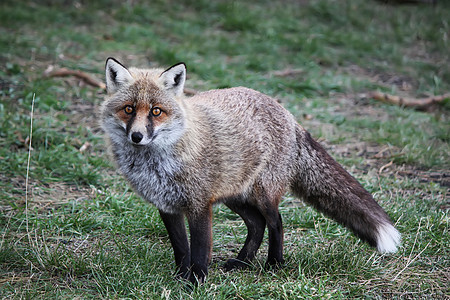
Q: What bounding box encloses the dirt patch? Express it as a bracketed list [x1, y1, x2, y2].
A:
[396, 168, 450, 187]
[344, 65, 417, 93]
[322, 135, 449, 189]
[68, 92, 104, 134]
[29, 182, 94, 211]
[0, 174, 94, 214]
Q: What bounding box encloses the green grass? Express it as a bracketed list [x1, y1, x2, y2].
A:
[1, 0, 449, 298]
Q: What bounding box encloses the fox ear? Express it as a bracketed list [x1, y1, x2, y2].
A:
[105, 57, 133, 94]
[159, 63, 186, 97]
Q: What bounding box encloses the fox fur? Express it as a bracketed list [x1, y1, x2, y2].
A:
[100, 58, 401, 284]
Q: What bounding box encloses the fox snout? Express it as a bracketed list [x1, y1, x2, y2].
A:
[131, 131, 144, 143]
[126, 114, 154, 146]
[128, 130, 152, 146]
[128, 125, 154, 146]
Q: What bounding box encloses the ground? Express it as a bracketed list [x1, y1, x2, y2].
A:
[0, 0, 449, 298]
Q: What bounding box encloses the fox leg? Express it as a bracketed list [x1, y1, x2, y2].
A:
[261, 208, 284, 268]
[186, 204, 213, 284]
[223, 200, 266, 271]
[159, 211, 190, 280]
[252, 186, 285, 268]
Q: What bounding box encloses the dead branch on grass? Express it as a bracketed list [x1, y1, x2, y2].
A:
[368, 91, 450, 111]
[378, 161, 393, 174]
[271, 68, 304, 77]
[44, 66, 199, 96]
[44, 67, 106, 89]
[183, 87, 198, 96]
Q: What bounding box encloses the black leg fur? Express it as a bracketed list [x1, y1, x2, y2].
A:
[223, 201, 266, 271]
[186, 205, 213, 284]
[262, 211, 284, 268]
[159, 211, 190, 280]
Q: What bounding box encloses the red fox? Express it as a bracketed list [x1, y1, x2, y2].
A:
[100, 58, 401, 284]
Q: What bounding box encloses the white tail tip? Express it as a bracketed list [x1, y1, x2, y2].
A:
[376, 223, 401, 253]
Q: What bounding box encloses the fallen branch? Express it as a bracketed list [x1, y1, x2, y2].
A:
[44, 67, 106, 89]
[183, 87, 198, 96]
[368, 91, 450, 110]
[271, 68, 304, 77]
[44, 66, 198, 96]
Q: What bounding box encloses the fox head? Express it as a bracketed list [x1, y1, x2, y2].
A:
[101, 58, 187, 149]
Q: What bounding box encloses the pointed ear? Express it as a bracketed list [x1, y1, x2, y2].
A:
[159, 63, 186, 97]
[105, 57, 133, 94]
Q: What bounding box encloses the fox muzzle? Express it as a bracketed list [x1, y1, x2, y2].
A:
[131, 132, 144, 143]
[126, 114, 154, 146]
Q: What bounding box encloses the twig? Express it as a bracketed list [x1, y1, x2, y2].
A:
[44, 67, 106, 89]
[392, 242, 430, 281]
[368, 91, 450, 110]
[373, 146, 391, 159]
[378, 160, 393, 174]
[392, 218, 428, 281]
[271, 68, 304, 77]
[73, 234, 90, 253]
[183, 87, 198, 96]
[79, 141, 91, 153]
[44, 66, 198, 96]
[21, 94, 46, 271]
[25, 94, 35, 247]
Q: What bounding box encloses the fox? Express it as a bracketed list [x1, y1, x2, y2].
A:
[100, 57, 401, 284]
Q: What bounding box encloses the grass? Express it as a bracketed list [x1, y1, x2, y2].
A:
[1, 0, 449, 298]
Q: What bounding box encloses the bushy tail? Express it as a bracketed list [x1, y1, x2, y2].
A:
[291, 127, 400, 253]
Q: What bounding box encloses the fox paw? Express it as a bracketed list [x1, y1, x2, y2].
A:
[265, 258, 284, 270]
[223, 258, 251, 271]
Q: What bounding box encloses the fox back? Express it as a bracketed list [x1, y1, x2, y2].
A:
[100, 58, 400, 284]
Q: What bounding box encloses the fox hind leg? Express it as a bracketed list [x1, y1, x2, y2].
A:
[223, 200, 266, 271]
[260, 207, 284, 268]
[224, 189, 285, 271]
[254, 187, 285, 268]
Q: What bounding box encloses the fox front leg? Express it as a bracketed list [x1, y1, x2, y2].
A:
[186, 205, 213, 285]
[159, 211, 190, 280]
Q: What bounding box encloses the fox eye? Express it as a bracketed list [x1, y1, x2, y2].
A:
[151, 107, 162, 117]
[124, 105, 134, 114]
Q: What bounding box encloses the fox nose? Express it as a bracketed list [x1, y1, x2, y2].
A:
[131, 132, 143, 143]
